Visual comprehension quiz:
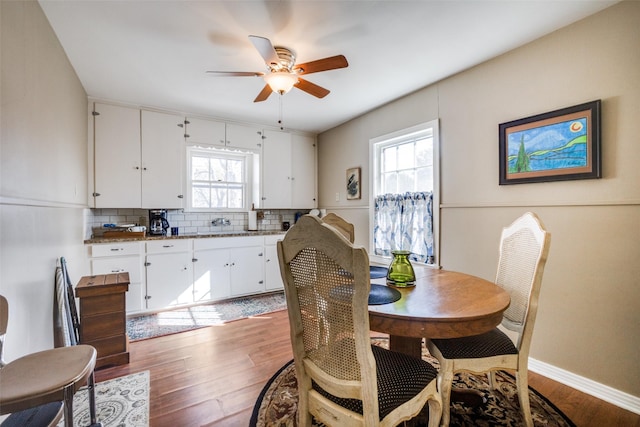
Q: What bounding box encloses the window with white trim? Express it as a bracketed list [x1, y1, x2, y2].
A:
[186, 147, 253, 211]
[370, 120, 439, 265]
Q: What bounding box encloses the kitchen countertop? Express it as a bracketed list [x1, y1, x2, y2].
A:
[85, 230, 286, 244]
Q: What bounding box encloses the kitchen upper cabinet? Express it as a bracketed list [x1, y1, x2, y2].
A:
[184, 118, 261, 151]
[92, 103, 141, 208]
[261, 130, 292, 208]
[261, 131, 317, 209]
[291, 134, 317, 209]
[184, 117, 226, 147]
[225, 123, 262, 151]
[91, 103, 184, 208]
[140, 110, 184, 208]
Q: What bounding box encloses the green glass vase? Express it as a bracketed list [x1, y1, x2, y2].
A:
[386, 250, 416, 287]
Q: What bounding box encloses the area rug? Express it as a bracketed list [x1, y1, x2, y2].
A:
[57, 370, 149, 427]
[127, 292, 287, 341]
[250, 338, 575, 427]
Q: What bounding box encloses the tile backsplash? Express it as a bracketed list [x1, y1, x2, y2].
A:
[86, 208, 303, 239]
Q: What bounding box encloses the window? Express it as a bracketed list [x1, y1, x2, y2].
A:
[186, 147, 253, 210]
[370, 120, 439, 265]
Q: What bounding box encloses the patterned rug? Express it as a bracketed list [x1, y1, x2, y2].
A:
[250, 338, 575, 427]
[57, 371, 149, 427]
[127, 292, 287, 341]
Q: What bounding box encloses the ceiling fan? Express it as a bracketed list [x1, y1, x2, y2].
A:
[206, 35, 348, 102]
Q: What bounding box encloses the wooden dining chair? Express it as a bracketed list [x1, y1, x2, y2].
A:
[278, 215, 442, 427]
[426, 212, 551, 427]
[321, 212, 355, 243]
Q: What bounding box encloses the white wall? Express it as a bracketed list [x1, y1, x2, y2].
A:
[1, 1, 89, 360]
[318, 1, 640, 401]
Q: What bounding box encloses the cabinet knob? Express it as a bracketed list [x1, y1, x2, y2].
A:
[92, 192, 101, 197]
[192, 258, 198, 262]
[135, 166, 140, 170]
[177, 195, 184, 199]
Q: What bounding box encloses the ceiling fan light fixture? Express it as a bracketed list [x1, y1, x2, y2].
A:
[264, 72, 298, 95]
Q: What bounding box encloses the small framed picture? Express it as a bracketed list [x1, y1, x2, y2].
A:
[346, 167, 361, 200]
[499, 100, 601, 185]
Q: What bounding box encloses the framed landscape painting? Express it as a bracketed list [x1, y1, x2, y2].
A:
[499, 100, 601, 185]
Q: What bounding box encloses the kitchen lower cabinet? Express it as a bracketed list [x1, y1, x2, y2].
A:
[264, 235, 284, 291]
[89, 241, 145, 314]
[193, 236, 265, 299]
[229, 246, 265, 296]
[145, 240, 193, 310]
[192, 248, 231, 302]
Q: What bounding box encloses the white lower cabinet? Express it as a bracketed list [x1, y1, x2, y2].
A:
[264, 235, 284, 291]
[192, 248, 231, 302]
[145, 240, 193, 310]
[89, 241, 145, 314]
[193, 236, 265, 300]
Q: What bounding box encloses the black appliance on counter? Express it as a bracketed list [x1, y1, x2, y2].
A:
[149, 209, 170, 236]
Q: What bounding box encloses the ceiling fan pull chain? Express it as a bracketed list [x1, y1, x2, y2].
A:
[278, 94, 284, 130]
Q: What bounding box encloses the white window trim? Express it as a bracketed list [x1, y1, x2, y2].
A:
[368, 120, 441, 267]
[185, 145, 255, 212]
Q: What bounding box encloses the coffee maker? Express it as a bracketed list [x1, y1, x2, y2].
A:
[149, 209, 170, 236]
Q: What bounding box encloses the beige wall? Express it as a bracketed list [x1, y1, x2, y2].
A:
[1, 1, 89, 360]
[318, 1, 640, 399]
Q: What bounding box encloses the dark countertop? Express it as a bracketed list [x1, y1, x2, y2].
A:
[85, 230, 286, 244]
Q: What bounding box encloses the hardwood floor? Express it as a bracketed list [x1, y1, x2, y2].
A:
[95, 309, 639, 426]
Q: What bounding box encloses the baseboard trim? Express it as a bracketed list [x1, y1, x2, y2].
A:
[529, 358, 640, 415]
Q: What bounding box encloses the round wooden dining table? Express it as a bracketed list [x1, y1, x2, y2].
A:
[368, 267, 511, 360]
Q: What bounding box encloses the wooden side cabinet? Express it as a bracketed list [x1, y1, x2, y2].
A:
[76, 273, 130, 368]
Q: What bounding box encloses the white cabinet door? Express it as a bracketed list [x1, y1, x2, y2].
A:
[264, 244, 284, 291]
[291, 134, 317, 209]
[185, 117, 226, 147]
[193, 249, 231, 302]
[93, 103, 141, 208]
[91, 256, 145, 314]
[225, 123, 262, 151]
[145, 252, 193, 310]
[141, 110, 185, 208]
[261, 130, 292, 208]
[230, 246, 265, 296]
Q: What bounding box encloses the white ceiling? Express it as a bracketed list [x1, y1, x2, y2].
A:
[39, 1, 617, 134]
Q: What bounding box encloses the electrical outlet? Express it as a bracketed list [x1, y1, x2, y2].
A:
[335, 192, 340, 202]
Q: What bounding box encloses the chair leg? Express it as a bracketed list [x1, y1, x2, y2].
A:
[63, 385, 74, 427]
[516, 370, 533, 427]
[488, 371, 497, 389]
[437, 368, 453, 427]
[427, 394, 443, 427]
[87, 371, 102, 427]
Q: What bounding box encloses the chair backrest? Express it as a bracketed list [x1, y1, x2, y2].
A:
[277, 215, 379, 420]
[321, 212, 355, 243]
[496, 212, 551, 352]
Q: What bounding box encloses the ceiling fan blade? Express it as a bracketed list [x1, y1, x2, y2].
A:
[294, 55, 348, 75]
[294, 78, 330, 98]
[249, 35, 280, 67]
[206, 71, 264, 77]
[254, 84, 273, 103]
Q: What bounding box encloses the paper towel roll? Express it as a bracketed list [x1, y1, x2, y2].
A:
[248, 210, 258, 231]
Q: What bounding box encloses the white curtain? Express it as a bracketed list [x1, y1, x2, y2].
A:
[373, 192, 434, 263]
